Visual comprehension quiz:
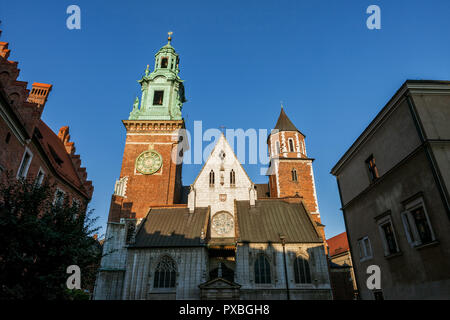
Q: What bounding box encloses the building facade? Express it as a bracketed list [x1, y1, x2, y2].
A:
[331, 80, 450, 299]
[0, 30, 93, 208]
[94, 35, 331, 300]
[327, 232, 357, 300]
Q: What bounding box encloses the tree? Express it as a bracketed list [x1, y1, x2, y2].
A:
[0, 175, 102, 300]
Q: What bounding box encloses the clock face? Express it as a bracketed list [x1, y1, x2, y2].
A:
[135, 150, 162, 175]
[212, 212, 234, 236]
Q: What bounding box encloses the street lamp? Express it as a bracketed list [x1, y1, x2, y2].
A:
[279, 234, 290, 300]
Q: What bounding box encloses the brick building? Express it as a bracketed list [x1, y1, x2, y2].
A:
[94, 35, 331, 300]
[0, 30, 93, 209]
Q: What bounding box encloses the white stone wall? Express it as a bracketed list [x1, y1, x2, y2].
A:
[99, 222, 128, 270]
[122, 247, 208, 300]
[93, 221, 128, 300]
[235, 243, 332, 299]
[189, 135, 256, 238]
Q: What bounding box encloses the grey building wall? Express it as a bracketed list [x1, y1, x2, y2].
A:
[344, 149, 450, 299]
[412, 93, 450, 196]
[338, 98, 421, 205]
[332, 81, 450, 300]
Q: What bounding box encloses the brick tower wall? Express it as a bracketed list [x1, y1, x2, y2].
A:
[107, 120, 184, 222]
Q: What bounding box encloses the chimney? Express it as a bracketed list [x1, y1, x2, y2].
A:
[27, 82, 52, 115]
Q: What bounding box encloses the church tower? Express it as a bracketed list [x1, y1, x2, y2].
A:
[267, 107, 324, 236]
[109, 33, 186, 223]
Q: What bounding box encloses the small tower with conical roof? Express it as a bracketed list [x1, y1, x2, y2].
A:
[267, 106, 323, 231]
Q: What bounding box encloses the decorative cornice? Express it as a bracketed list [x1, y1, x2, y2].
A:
[122, 119, 185, 132]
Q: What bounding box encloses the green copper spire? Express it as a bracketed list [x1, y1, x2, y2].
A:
[129, 32, 186, 121]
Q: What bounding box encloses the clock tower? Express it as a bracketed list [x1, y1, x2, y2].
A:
[108, 33, 186, 223]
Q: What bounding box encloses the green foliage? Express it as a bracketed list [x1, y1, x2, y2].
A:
[0, 175, 102, 300]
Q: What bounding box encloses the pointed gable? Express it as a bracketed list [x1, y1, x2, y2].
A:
[192, 133, 253, 188]
[188, 133, 256, 223]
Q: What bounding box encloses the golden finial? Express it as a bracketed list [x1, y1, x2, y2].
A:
[168, 31, 173, 43]
[280, 101, 284, 109]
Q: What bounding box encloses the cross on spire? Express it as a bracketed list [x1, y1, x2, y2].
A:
[168, 31, 173, 44]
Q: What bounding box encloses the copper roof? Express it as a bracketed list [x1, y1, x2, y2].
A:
[132, 207, 209, 248]
[236, 200, 322, 243]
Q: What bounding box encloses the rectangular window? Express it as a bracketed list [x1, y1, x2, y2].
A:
[17, 148, 33, 179]
[153, 91, 164, 105]
[377, 216, 399, 256]
[72, 198, 81, 220]
[54, 188, 66, 207]
[161, 57, 168, 68]
[35, 168, 45, 186]
[365, 154, 379, 182]
[72, 198, 81, 210]
[357, 236, 373, 261]
[401, 197, 435, 247]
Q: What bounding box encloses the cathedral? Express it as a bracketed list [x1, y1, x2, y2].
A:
[93, 35, 332, 300]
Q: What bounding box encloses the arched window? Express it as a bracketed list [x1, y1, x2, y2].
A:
[288, 138, 295, 152]
[275, 141, 280, 155]
[254, 254, 271, 284]
[292, 169, 298, 182]
[230, 169, 236, 186]
[293, 256, 311, 284]
[209, 170, 215, 186]
[154, 256, 177, 288]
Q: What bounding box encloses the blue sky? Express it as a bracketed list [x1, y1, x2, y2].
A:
[2, 0, 450, 239]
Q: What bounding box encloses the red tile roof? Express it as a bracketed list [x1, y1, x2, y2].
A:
[327, 232, 349, 257]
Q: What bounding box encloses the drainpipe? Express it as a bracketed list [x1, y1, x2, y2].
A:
[279, 234, 290, 300]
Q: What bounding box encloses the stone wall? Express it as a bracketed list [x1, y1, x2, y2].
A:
[235, 242, 332, 300]
[122, 247, 208, 300]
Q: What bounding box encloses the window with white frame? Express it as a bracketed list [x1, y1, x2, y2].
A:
[17, 148, 33, 179]
[401, 196, 435, 247]
[288, 138, 295, 152]
[71, 198, 81, 220]
[72, 198, 81, 210]
[357, 236, 373, 261]
[35, 168, 45, 186]
[54, 188, 66, 207]
[377, 215, 399, 256]
[209, 170, 215, 187]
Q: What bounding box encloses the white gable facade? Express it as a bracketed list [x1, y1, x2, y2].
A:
[188, 134, 257, 238]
